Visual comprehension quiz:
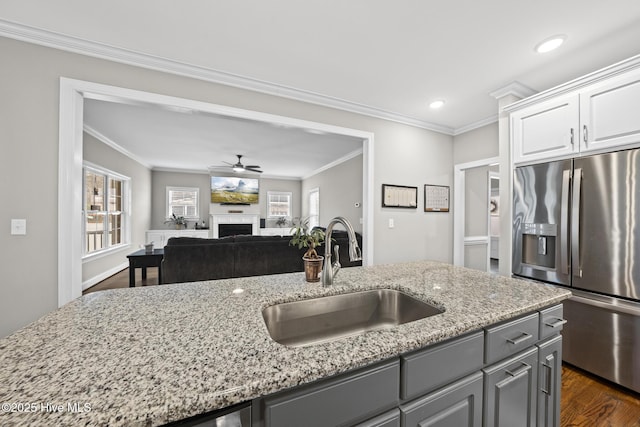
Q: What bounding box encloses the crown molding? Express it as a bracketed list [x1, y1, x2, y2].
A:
[452, 115, 498, 136]
[0, 19, 458, 136]
[490, 81, 537, 100]
[302, 148, 364, 180]
[83, 125, 152, 169]
[504, 53, 640, 113]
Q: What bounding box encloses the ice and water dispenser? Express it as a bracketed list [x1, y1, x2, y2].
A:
[520, 223, 557, 270]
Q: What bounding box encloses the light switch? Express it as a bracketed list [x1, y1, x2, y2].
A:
[388, 218, 395, 228]
[11, 219, 27, 235]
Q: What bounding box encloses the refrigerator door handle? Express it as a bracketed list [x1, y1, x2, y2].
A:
[560, 169, 571, 275]
[572, 168, 582, 278]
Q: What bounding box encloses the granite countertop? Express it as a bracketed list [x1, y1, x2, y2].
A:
[0, 260, 571, 426]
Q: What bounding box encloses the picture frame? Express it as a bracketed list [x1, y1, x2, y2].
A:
[424, 184, 450, 212]
[382, 184, 418, 208]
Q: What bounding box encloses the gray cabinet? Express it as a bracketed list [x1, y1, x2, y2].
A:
[355, 409, 400, 427]
[400, 331, 484, 401]
[537, 335, 563, 427]
[400, 372, 483, 427]
[483, 347, 538, 427]
[484, 312, 539, 365]
[255, 359, 399, 427]
[250, 304, 564, 427]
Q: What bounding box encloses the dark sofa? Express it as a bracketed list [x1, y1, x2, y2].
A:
[161, 232, 362, 284]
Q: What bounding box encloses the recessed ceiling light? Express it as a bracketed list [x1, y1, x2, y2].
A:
[535, 35, 567, 53]
[429, 100, 445, 109]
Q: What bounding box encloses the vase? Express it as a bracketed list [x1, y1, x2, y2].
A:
[303, 256, 324, 282]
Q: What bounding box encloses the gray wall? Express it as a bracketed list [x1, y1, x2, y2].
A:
[151, 172, 302, 229]
[82, 132, 152, 284]
[0, 36, 453, 338]
[257, 178, 302, 227]
[151, 171, 211, 229]
[452, 123, 498, 165]
[301, 154, 363, 233]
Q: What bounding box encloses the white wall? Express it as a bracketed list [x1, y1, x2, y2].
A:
[82, 132, 152, 285]
[301, 154, 363, 233]
[0, 36, 453, 338]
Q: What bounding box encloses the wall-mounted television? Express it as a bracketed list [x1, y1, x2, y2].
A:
[211, 176, 260, 204]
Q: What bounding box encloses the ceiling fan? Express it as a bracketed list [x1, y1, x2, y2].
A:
[221, 154, 263, 173]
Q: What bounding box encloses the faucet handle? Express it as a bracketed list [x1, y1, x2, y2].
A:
[349, 239, 362, 262]
[333, 245, 342, 269]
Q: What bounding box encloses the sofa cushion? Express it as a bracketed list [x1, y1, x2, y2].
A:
[162, 242, 235, 284]
[234, 238, 304, 277]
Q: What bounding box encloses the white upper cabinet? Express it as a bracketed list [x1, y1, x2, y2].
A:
[511, 94, 579, 164]
[580, 67, 640, 153]
[510, 60, 640, 165]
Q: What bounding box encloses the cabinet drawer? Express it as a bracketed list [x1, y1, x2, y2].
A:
[400, 372, 483, 427]
[539, 304, 566, 340]
[400, 331, 484, 400]
[485, 313, 539, 364]
[262, 359, 399, 427]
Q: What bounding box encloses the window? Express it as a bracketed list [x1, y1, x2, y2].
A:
[83, 164, 130, 257]
[167, 187, 199, 219]
[267, 191, 292, 218]
[309, 188, 320, 229]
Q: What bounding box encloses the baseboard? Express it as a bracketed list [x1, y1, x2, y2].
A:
[82, 262, 128, 291]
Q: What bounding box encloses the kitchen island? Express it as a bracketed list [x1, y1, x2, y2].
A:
[0, 261, 570, 426]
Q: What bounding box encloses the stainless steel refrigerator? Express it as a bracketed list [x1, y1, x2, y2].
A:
[513, 148, 640, 393]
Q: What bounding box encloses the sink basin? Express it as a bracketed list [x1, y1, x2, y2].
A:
[262, 289, 444, 347]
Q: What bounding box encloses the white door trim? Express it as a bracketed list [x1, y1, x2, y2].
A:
[58, 77, 375, 306]
[453, 156, 500, 267]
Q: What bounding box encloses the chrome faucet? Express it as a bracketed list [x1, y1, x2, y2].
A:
[321, 216, 362, 287]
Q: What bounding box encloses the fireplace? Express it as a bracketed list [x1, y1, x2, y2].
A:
[219, 223, 252, 238]
[211, 214, 260, 238]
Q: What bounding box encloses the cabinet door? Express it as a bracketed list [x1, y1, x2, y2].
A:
[145, 231, 166, 246]
[537, 335, 562, 427]
[580, 67, 640, 153]
[400, 372, 483, 427]
[483, 347, 538, 427]
[511, 94, 579, 164]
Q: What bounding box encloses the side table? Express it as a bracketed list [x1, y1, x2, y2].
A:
[126, 248, 164, 287]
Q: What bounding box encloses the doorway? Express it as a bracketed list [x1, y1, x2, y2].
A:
[58, 78, 375, 306]
[453, 157, 500, 273]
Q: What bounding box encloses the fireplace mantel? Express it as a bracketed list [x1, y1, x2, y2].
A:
[211, 214, 260, 238]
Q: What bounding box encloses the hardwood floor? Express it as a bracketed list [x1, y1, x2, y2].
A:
[86, 274, 639, 425]
[561, 363, 640, 427]
[83, 267, 159, 294]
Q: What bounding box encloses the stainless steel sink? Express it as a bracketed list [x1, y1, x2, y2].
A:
[262, 289, 444, 347]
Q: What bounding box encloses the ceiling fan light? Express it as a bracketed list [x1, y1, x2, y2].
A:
[233, 166, 245, 172]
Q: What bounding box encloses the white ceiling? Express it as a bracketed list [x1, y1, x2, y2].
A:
[83, 99, 363, 178]
[3, 1, 640, 174]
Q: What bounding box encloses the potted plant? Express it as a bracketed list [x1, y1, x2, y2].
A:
[275, 216, 288, 228]
[164, 213, 187, 230]
[289, 218, 325, 282]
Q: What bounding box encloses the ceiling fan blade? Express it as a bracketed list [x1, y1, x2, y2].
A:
[245, 167, 263, 173]
[221, 161, 234, 166]
[245, 165, 261, 169]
